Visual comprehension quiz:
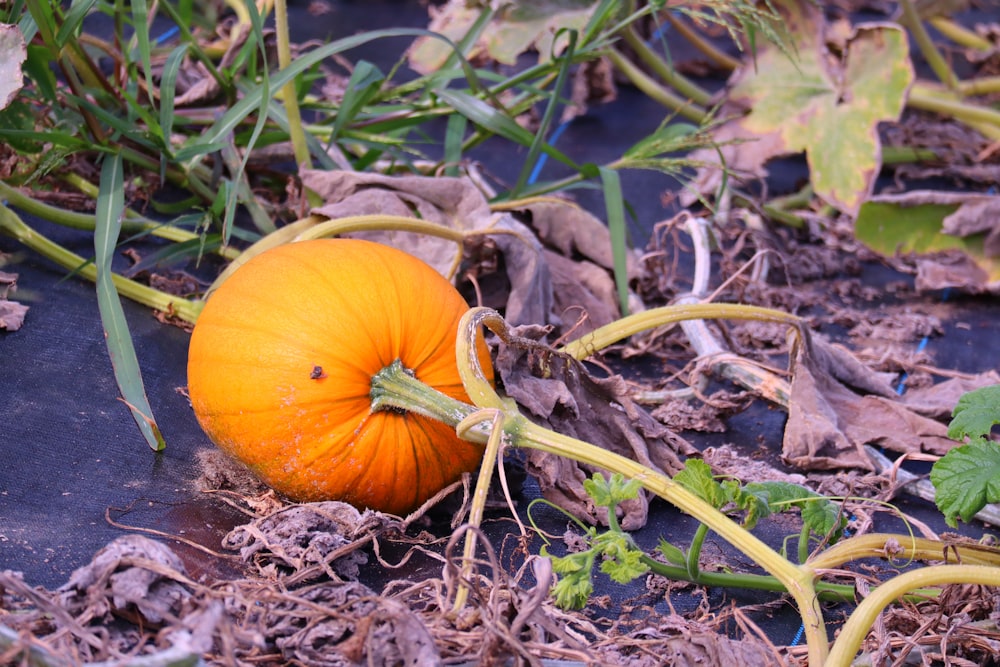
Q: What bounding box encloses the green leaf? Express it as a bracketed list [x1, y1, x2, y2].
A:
[434, 87, 581, 172]
[657, 538, 687, 566]
[948, 384, 1000, 442]
[741, 481, 845, 538]
[623, 122, 698, 160]
[331, 60, 384, 140]
[699, 1, 913, 216]
[598, 166, 629, 317]
[94, 154, 165, 452]
[195, 27, 439, 151]
[931, 441, 1000, 527]
[674, 459, 727, 508]
[855, 197, 1000, 289]
[543, 546, 595, 610]
[582, 472, 641, 508]
[598, 540, 649, 584]
[158, 44, 189, 152]
[129, 0, 156, 116]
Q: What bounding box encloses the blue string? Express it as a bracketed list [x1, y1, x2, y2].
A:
[895, 287, 951, 395]
[155, 25, 180, 45]
[525, 120, 571, 186]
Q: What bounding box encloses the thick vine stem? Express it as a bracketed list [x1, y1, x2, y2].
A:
[0, 204, 203, 323]
[559, 302, 806, 362]
[826, 565, 1000, 666]
[451, 408, 506, 613]
[807, 533, 1000, 571]
[453, 307, 830, 665]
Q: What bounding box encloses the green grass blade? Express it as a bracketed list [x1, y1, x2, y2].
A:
[220, 0, 272, 243]
[331, 60, 384, 140]
[195, 27, 440, 151]
[94, 154, 165, 452]
[56, 0, 98, 48]
[129, 0, 156, 115]
[512, 29, 576, 197]
[599, 166, 629, 316]
[435, 88, 582, 172]
[443, 113, 467, 176]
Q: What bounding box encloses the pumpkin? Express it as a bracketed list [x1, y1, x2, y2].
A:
[187, 238, 492, 515]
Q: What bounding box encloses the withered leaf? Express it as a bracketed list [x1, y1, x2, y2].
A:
[301, 172, 641, 332]
[1, 270, 28, 331]
[58, 535, 192, 626]
[496, 325, 696, 530]
[783, 334, 957, 470]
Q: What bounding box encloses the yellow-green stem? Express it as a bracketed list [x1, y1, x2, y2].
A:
[454, 308, 829, 665]
[898, 0, 958, 90]
[0, 205, 203, 323]
[826, 565, 1000, 666]
[909, 83, 1000, 140]
[807, 533, 1000, 571]
[0, 181, 238, 260]
[451, 409, 507, 613]
[622, 27, 713, 107]
[274, 0, 311, 170]
[927, 16, 993, 52]
[605, 48, 706, 123]
[559, 302, 804, 360]
[664, 12, 740, 72]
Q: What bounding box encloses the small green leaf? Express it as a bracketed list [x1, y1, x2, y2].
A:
[623, 122, 698, 159]
[674, 459, 727, 508]
[741, 481, 845, 538]
[543, 547, 596, 610]
[583, 472, 641, 508]
[948, 384, 1000, 442]
[598, 545, 649, 584]
[931, 441, 1000, 527]
[598, 166, 629, 317]
[332, 60, 384, 140]
[657, 538, 686, 566]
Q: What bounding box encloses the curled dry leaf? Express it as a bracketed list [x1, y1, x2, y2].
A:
[0, 23, 26, 111]
[496, 325, 696, 530]
[264, 580, 441, 667]
[222, 501, 370, 580]
[0, 270, 28, 331]
[302, 169, 551, 325]
[57, 535, 193, 626]
[407, 0, 598, 74]
[783, 334, 960, 470]
[301, 170, 632, 329]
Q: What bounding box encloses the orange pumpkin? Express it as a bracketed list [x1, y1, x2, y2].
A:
[187, 238, 492, 515]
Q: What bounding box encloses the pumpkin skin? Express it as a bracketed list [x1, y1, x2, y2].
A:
[187, 238, 492, 515]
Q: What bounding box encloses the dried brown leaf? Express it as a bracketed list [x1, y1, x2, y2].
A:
[57, 535, 192, 626]
[496, 326, 696, 530]
[0, 270, 27, 331]
[783, 334, 956, 470]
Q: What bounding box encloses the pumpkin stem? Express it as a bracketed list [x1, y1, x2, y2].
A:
[369, 359, 487, 437]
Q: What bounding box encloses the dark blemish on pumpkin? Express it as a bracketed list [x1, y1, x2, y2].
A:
[310, 365, 327, 380]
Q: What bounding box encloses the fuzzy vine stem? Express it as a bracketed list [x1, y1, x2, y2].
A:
[369, 310, 829, 664]
[826, 565, 1000, 666]
[0, 205, 203, 323]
